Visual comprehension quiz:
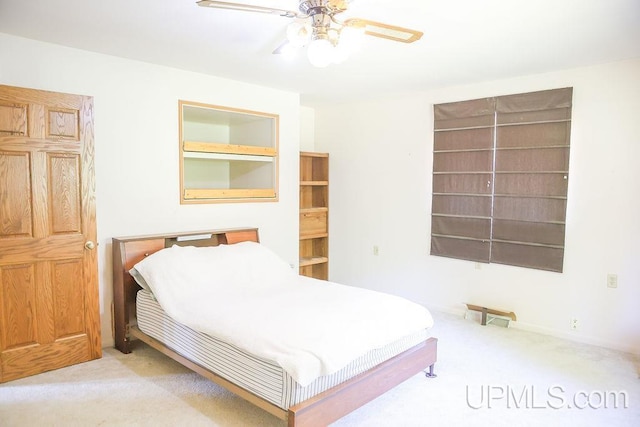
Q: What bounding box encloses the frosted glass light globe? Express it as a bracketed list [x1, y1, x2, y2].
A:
[307, 38, 334, 68]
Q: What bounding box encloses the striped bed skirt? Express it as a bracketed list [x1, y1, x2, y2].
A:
[136, 289, 430, 409]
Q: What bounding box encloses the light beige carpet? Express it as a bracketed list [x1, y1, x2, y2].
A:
[1, 311, 638, 426]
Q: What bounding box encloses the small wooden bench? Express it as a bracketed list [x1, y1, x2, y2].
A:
[465, 304, 517, 326]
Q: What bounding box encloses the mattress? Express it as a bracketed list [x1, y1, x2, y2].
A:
[136, 289, 430, 409]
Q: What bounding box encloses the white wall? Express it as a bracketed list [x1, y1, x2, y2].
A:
[314, 58, 640, 354]
[2, 32, 638, 355]
[299, 106, 316, 152]
[0, 33, 301, 348]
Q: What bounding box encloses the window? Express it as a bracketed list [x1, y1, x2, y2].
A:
[431, 88, 573, 272]
[179, 101, 279, 204]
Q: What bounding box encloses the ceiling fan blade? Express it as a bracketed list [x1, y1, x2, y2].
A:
[197, 0, 302, 18]
[344, 18, 423, 43]
[272, 40, 290, 55]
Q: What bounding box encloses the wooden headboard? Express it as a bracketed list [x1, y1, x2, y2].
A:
[111, 228, 259, 353]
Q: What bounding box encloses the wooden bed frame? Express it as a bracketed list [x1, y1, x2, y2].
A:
[112, 228, 438, 427]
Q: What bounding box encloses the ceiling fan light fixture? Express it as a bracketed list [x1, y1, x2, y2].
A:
[197, 1, 424, 67]
[286, 20, 312, 47]
[307, 36, 335, 68]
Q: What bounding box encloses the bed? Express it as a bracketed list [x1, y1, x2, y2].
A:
[112, 228, 438, 426]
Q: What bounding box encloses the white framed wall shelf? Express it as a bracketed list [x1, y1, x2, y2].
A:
[179, 100, 279, 203]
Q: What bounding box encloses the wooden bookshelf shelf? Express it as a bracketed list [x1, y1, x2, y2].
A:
[299, 256, 329, 267]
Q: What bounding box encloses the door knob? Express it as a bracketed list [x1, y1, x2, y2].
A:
[85, 241, 96, 250]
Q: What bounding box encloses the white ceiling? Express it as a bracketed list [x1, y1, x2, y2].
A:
[1, 0, 639, 106]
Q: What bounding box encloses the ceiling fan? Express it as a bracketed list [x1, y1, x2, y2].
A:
[196, 0, 423, 67]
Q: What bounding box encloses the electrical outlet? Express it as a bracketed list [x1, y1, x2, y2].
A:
[373, 245, 379, 256]
[570, 318, 579, 330]
[607, 273, 618, 288]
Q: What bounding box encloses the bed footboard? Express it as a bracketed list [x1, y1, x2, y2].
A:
[288, 337, 437, 427]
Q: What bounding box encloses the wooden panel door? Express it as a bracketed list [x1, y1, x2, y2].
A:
[0, 85, 101, 382]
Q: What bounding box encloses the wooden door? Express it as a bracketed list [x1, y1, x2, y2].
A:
[0, 85, 101, 382]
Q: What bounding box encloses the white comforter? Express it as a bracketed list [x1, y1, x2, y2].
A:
[132, 242, 433, 386]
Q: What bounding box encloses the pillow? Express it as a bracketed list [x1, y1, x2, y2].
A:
[129, 267, 151, 291]
[131, 241, 294, 298]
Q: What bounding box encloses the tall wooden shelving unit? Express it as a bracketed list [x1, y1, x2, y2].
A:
[299, 152, 329, 280]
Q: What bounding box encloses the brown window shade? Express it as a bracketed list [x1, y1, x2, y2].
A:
[434, 127, 494, 150]
[497, 121, 571, 148]
[492, 219, 565, 246]
[495, 147, 569, 172]
[494, 173, 568, 196]
[491, 241, 565, 272]
[432, 216, 491, 240]
[431, 87, 572, 272]
[493, 196, 567, 222]
[434, 97, 496, 130]
[431, 236, 491, 263]
[433, 173, 493, 194]
[432, 97, 497, 263]
[432, 194, 493, 217]
[434, 149, 495, 172]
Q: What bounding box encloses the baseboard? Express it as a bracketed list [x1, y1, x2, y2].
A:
[427, 304, 640, 356]
[509, 321, 639, 355]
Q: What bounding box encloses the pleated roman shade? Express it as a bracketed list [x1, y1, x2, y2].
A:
[431, 88, 573, 272]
